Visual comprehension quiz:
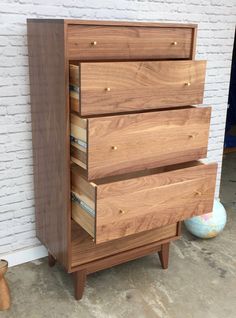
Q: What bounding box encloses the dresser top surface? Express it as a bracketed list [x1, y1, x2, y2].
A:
[27, 18, 197, 29]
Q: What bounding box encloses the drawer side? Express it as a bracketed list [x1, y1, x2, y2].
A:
[70, 113, 87, 169]
[69, 64, 80, 113]
[71, 165, 95, 238]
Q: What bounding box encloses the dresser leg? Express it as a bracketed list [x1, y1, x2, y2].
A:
[74, 270, 87, 300]
[158, 242, 170, 269]
[48, 252, 56, 267]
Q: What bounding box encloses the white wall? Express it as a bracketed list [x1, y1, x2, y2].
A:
[0, 0, 235, 265]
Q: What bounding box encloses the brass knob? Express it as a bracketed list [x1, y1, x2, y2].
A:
[111, 146, 118, 150]
[119, 209, 125, 214]
[172, 41, 178, 46]
[195, 191, 202, 196]
[105, 87, 111, 92]
[91, 41, 97, 46]
[188, 134, 194, 139]
[185, 82, 191, 86]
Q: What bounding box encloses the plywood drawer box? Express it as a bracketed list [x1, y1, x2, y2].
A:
[67, 25, 195, 61]
[70, 60, 206, 116]
[71, 161, 217, 244]
[70, 106, 211, 179]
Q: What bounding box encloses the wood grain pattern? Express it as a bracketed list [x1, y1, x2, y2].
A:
[76, 241, 161, 275]
[67, 25, 193, 61]
[71, 221, 178, 268]
[95, 162, 217, 243]
[71, 161, 217, 244]
[86, 107, 211, 179]
[77, 60, 206, 115]
[27, 20, 70, 270]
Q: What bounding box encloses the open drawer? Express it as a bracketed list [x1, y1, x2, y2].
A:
[69, 60, 206, 116]
[71, 161, 217, 244]
[70, 106, 211, 180]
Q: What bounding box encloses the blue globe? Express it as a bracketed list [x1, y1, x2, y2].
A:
[184, 200, 227, 239]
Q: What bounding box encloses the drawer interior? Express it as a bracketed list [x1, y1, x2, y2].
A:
[71, 161, 217, 243]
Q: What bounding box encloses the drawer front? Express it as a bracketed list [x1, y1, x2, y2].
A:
[67, 25, 194, 60]
[70, 107, 211, 180]
[71, 221, 179, 267]
[71, 162, 217, 244]
[71, 60, 206, 116]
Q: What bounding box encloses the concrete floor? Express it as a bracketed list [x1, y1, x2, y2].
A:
[1, 153, 236, 318]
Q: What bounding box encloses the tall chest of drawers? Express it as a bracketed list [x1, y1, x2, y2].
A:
[27, 19, 217, 300]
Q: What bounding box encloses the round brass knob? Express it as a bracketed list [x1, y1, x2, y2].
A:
[105, 87, 111, 92]
[195, 191, 202, 196]
[91, 41, 97, 46]
[185, 82, 191, 86]
[111, 146, 118, 150]
[119, 209, 125, 214]
[172, 41, 178, 46]
[188, 134, 194, 139]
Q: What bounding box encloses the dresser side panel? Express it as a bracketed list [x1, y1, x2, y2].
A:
[27, 20, 70, 270]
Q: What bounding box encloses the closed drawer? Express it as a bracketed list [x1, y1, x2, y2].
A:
[67, 25, 194, 60]
[70, 106, 211, 180]
[71, 161, 217, 244]
[70, 60, 206, 116]
[72, 221, 179, 266]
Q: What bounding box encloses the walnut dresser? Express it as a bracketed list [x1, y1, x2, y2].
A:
[27, 19, 217, 300]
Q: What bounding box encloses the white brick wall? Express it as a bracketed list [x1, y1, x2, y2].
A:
[0, 0, 235, 259]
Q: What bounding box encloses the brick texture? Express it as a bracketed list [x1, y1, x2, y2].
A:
[0, 0, 235, 257]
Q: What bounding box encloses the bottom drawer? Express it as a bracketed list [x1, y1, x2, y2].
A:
[71, 221, 179, 267]
[71, 161, 217, 244]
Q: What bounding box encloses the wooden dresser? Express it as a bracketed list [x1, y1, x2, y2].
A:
[27, 19, 217, 300]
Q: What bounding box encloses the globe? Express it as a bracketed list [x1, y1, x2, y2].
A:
[184, 200, 227, 239]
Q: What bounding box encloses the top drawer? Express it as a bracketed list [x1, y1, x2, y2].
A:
[67, 25, 195, 61]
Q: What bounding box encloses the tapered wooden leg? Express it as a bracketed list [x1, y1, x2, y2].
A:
[48, 252, 56, 267]
[74, 270, 87, 300]
[158, 242, 170, 269]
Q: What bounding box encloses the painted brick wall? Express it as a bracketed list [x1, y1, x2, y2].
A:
[0, 0, 235, 259]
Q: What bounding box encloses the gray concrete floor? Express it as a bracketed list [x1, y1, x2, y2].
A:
[1, 153, 236, 318]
